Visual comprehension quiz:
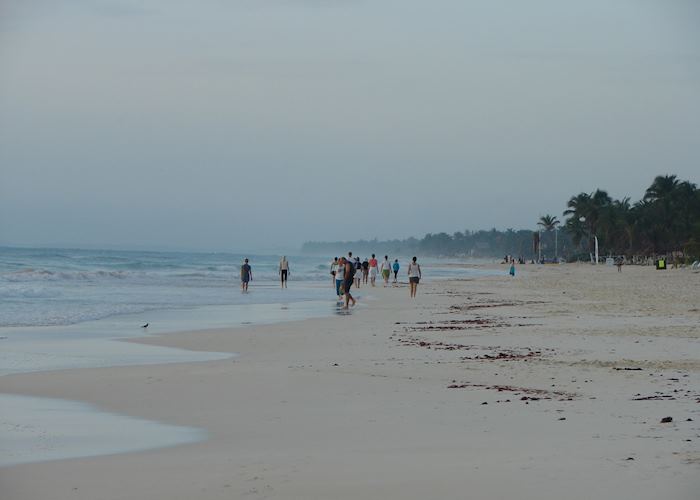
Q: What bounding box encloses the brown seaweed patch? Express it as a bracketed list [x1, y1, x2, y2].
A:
[397, 317, 534, 332]
[394, 336, 552, 361]
[446, 382, 577, 401]
[449, 300, 545, 312]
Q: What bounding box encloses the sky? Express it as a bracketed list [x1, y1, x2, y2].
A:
[1, 0, 699, 252]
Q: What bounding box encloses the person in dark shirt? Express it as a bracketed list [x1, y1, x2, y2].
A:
[240, 258, 252, 292]
[342, 257, 357, 309]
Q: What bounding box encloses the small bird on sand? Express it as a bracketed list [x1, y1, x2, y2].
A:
[141, 323, 149, 328]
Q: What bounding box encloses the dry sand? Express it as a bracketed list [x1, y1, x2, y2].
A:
[1, 263, 699, 499]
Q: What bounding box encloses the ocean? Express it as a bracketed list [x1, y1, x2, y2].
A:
[0, 246, 498, 328]
[0, 247, 334, 328]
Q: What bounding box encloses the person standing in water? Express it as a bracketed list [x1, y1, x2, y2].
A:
[240, 258, 252, 292]
[380, 255, 391, 287]
[392, 259, 400, 285]
[335, 257, 346, 301]
[279, 256, 290, 288]
[509, 260, 516, 277]
[362, 258, 370, 284]
[407, 256, 421, 298]
[343, 257, 357, 309]
[330, 257, 339, 286]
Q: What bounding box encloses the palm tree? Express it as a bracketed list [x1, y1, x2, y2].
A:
[644, 174, 679, 202]
[537, 215, 560, 232]
[563, 191, 612, 254]
[537, 215, 561, 261]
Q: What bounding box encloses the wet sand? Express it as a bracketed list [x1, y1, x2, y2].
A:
[1, 263, 698, 499]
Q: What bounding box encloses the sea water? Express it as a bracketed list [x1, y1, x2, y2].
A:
[0, 247, 335, 328]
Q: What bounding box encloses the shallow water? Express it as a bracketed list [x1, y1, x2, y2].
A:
[0, 299, 337, 376]
[0, 394, 206, 468]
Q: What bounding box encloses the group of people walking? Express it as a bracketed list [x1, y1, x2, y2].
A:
[239, 254, 422, 306]
[330, 253, 422, 308]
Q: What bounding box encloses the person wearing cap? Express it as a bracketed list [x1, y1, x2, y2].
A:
[240, 258, 253, 292]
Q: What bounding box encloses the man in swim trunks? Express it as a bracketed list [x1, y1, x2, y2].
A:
[279, 256, 289, 288]
[240, 258, 252, 292]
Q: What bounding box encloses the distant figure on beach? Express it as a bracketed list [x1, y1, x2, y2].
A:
[392, 259, 400, 284]
[330, 257, 339, 285]
[343, 257, 357, 309]
[369, 254, 379, 286]
[509, 261, 516, 277]
[354, 257, 362, 288]
[615, 256, 623, 272]
[362, 258, 370, 284]
[279, 256, 289, 288]
[380, 256, 391, 286]
[240, 258, 252, 292]
[335, 257, 345, 300]
[408, 256, 421, 298]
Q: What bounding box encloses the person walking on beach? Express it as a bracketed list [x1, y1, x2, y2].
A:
[343, 257, 357, 309]
[408, 256, 421, 298]
[279, 256, 289, 288]
[509, 260, 516, 277]
[362, 258, 370, 284]
[368, 254, 379, 286]
[392, 259, 400, 285]
[335, 257, 346, 301]
[380, 255, 391, 287]
[330, 257, 339, 286]
[240, 258, 252, 292]
[354, 257, 362, 289]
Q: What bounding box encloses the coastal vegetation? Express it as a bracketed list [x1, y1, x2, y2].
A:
[302, 175, 700, 261]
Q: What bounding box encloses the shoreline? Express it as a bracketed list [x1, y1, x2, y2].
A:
[1, 263, 698, 499]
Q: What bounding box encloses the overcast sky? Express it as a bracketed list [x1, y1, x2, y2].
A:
[1, 0, 699, 252]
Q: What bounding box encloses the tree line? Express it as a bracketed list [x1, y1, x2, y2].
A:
[560, 175, 699, 259]
[301, 175, 700, 261]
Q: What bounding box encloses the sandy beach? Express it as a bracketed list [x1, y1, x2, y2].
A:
[1, 263, 699, 499]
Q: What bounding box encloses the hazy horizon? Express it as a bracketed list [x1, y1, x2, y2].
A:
[2, 1, 699, 252]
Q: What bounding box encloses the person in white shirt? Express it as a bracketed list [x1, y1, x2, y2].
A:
[407, 256, 422, 298]
[334, 257, 345, 300]
[380, 256, 392, 287]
